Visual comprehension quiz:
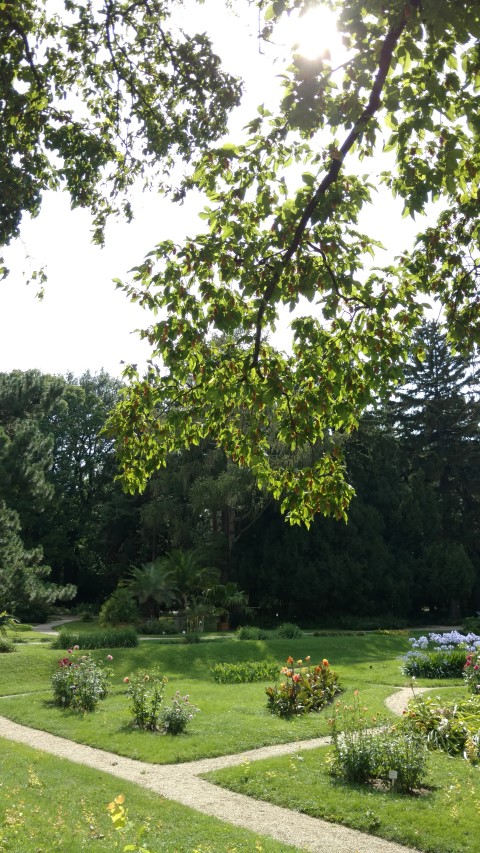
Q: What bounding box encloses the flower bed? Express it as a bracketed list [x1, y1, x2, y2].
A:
[403, 631, 480, 678]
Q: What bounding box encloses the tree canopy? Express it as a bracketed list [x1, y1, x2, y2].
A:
[0, 0, 241, 276]
[107, 0, 480, 525]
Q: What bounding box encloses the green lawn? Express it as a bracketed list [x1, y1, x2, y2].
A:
[0, 635, 420, 763]
[205, 741, 480, 853]
[0, 630, 473, 853]
[0, 737, 301, 852]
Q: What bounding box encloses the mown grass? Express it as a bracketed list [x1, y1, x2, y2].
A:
[0, 637, 409, 763]
[0, 737, 300, 852]
[205, 736, 480, 853]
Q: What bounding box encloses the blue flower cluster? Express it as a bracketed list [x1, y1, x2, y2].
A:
[409, 631, 480, 652]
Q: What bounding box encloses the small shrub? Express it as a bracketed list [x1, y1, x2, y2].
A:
[160, 691, 200, 735]
[51, 653, 111, 712]
[329, 692, 427, 792]
[464, 649, 480, 694]
[0, 637, 15, 653]
[235, 625, 270, 640]
[400, 693, 480, 762]
[266, 655, 341, 717]
[275, 622, 302, 639]
[183, 631, 201, 644]
[212, 659, 280, 684]
[126, 670, 167, 731]
[52, 627, 138, 649]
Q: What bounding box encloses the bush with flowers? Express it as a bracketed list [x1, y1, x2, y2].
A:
[160, 691, 200, 734]
[464, 649, 480, 694]
[329, 692, 427, 792]
[125, 669, 167, 731]
[403, 631, 480, 679]
[51, 650, 112, 712]
[266, 656, 341, 717]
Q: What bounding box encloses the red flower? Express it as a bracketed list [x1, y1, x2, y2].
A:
[292, 674, 300, 683]
[287, 656, 294, 665]
[322, 659, 329, 667]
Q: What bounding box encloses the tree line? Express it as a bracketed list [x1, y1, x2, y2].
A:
[1, 323, 478, 624]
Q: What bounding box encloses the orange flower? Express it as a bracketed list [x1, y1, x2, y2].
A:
[322, 659, 329, 667]
[305, 656, 311, 662]
[287, 656, 294, 664]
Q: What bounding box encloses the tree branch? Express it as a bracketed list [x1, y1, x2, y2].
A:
[251, 2, 419, 368]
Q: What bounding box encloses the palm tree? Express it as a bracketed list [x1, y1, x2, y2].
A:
[121, 561, 179, 618]
[202, 582, 253, 628]
[160, 549, 220, 610]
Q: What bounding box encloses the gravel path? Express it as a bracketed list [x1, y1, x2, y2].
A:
[0, 685, 424, 853]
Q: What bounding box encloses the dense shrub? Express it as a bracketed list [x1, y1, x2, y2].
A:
[275, 622, 302, 639]
[212, 660, 280, 684]
[266, 655, 341, 717]
[51, 653, 111, 712]
[400, 694, 480, 762]
[464, 649, 480, 694]
[329, 692, 427, 792]
[156, 617, 178, 635]
[0, 638, 15, 653]
[52, 627, 138, 649]
[182, 631, 201, 644]
[99, 587, 140, 627]
[235, 626, 270, 640]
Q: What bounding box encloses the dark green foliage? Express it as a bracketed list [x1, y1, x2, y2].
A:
[275, 622, 302, 639]
[235, 626, 270, 640]
[99, 587, 140, 627]
[182, 631, 201, 645]
[52, 627, 138, 649]
[0, 638, 15, 653]
[464, 617, 480, 634]
[403, 648, 468, 679]
[211, 660, 280, 684]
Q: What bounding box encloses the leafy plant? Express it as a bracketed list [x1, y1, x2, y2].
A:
[52, 627, 138, 649]
[329, 692, 427, 792]
[182, 631, 201, 644]
[212, 659, 280, 684]
[160, 692, 200, 735]
[0, 637, 15, 653]
[125, 670, 167, 731]
[0, 610, 19, 636]
[99, 587, 140, 627]
[275, 622, 302, 639]
[235, 625, 270, 640]
[400, 694, 480, 762]
[51, 652, 111, 712]
[266, 656, 341, 717]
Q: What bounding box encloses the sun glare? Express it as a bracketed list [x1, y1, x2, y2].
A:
[279, 5, 344, 62]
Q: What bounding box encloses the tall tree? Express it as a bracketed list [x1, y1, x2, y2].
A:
[0, 371, 76, 617]
[110, 0, 480, 525]
[391, 322, 480, 616]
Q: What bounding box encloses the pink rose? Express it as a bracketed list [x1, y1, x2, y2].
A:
[107, 654, 113, 661]
[73, 644, 80, 650]
[67, 649, 73, 654]
[123, 677, 130, 683]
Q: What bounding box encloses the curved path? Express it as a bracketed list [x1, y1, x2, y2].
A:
[0, 685, 424, 853]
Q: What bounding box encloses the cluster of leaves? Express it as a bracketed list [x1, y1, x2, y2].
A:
[109, 0, 480, 526]
[125, 670, 198, 734]
[52, 627, 138, 649]
[0, 0, 241, 267]
[400, 694, 480, 763]
[266, 655, 340, 716]
[51, 652, 111, 712]
[211, 659, 280, 684]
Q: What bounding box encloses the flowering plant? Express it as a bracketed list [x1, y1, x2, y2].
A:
[126, 669, 167, 730]
[266, 655, 341, 717]
[403, 631, 480, 679]
[464, 650, 480, 694]
[160, 691, 200, 735]
[51, 651, 111, 712]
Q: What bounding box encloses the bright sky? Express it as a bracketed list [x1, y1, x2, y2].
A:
[0, 1, 428, 380]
